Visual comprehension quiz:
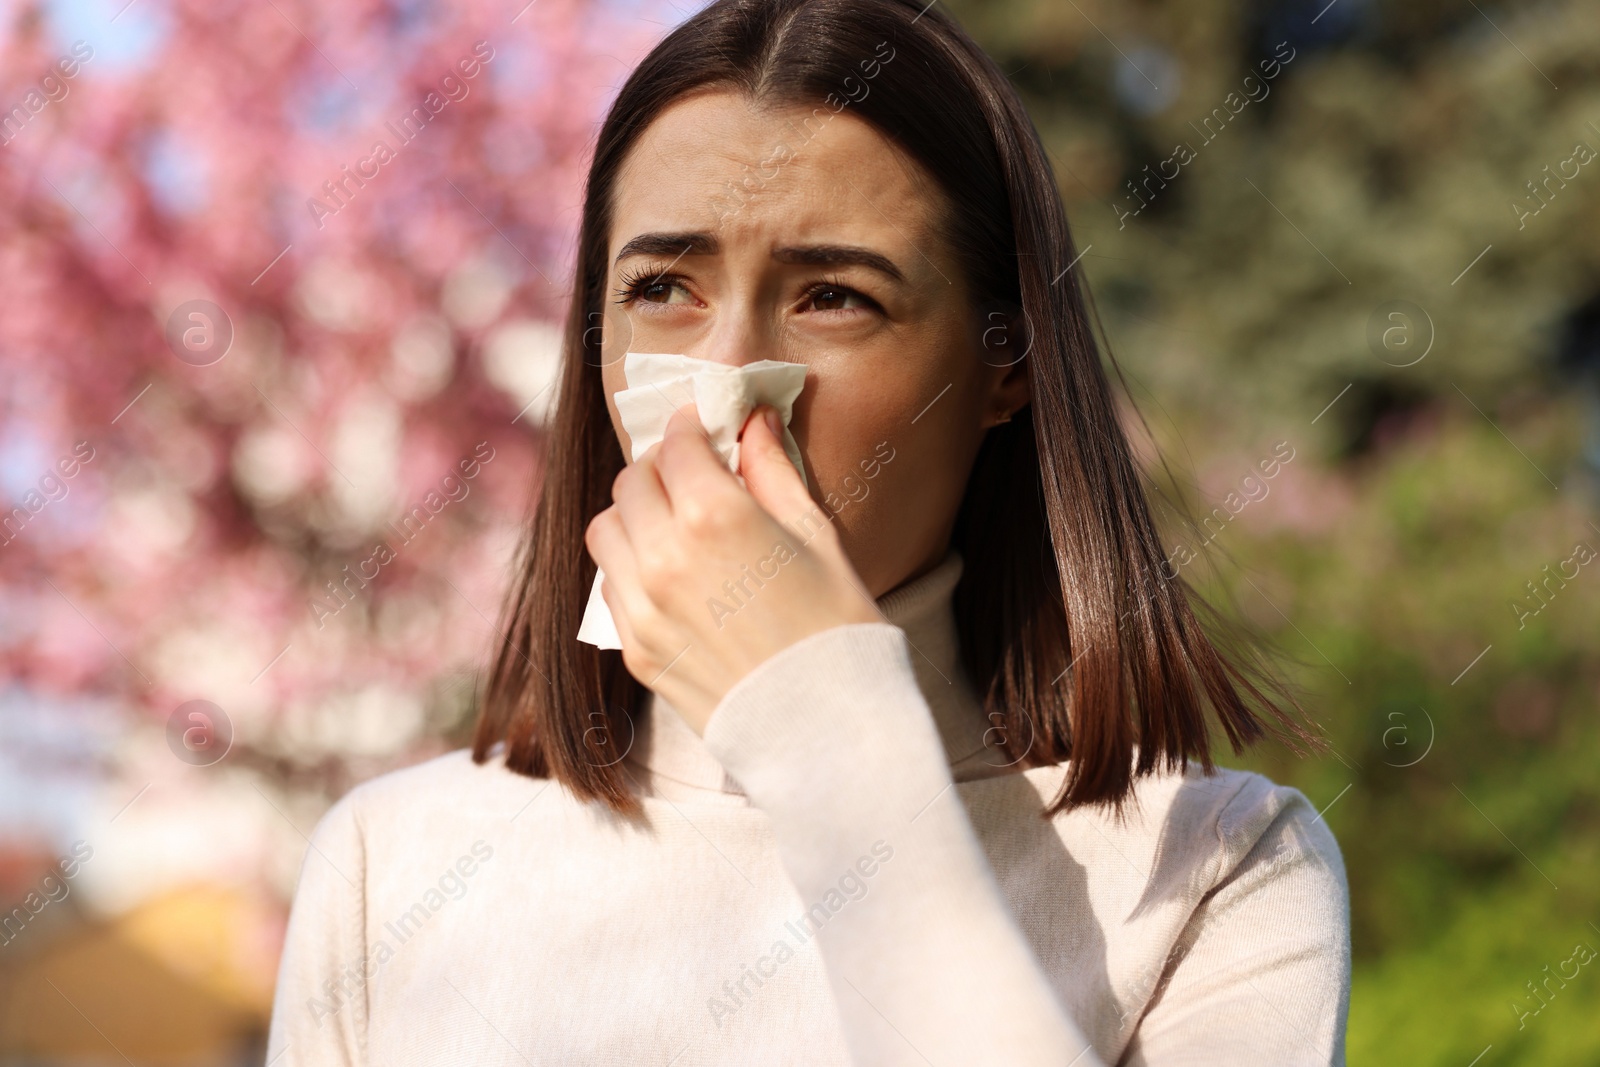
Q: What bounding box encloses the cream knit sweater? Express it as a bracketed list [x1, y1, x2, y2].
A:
[266, 550, 1350, 1065]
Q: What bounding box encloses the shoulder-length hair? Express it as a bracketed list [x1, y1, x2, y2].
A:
[472, 0, 1317, 818]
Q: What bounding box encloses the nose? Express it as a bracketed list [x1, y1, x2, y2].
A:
[683, 296, 779, 368]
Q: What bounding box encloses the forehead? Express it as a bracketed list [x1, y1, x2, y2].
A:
[609, 88, 947, 255]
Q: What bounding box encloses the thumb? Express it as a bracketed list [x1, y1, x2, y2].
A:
[738, 405, 820, 528]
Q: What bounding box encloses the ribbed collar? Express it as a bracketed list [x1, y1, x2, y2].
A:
[626, 548, 1015, 798]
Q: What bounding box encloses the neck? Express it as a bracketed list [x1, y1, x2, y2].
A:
[628, 548, 1011, 796]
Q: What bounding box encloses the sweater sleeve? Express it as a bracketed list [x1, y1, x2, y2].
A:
[701, 622, 1104, 1067]
[1121, 786, 1352, 1066]
[265, 792, 371, 1067]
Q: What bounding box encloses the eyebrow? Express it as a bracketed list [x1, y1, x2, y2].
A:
[773, 244, 905, 283]
[614, 232, 718, 263]
[613, 233, 905, 283]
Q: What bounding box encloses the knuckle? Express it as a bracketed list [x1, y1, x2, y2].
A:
[633, 597, 670, 637]
[637, 542, 686, 586]
[676, 496, 722, 537]
[618, 644, 651, 680]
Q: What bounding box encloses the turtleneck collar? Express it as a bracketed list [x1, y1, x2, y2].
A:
[626, 548, 1015, 798]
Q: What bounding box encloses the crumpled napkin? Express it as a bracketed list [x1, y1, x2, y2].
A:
[577, 352, 809, 649]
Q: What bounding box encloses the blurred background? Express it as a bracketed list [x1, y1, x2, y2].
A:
[0, 0, 1595, 1062]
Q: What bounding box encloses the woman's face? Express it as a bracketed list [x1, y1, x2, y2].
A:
[600, 89, 1026, 597]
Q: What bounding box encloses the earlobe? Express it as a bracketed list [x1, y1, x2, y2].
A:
[989, 400, 1030, 429]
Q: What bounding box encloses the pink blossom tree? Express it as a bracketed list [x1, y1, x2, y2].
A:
[0, 0, 663, 879]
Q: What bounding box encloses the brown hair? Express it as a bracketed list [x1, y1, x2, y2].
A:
[472, 0, 1317, 818]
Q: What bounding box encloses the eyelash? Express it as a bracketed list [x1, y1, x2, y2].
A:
[612, 263, 681, 306]
[612, 267, 881, 314]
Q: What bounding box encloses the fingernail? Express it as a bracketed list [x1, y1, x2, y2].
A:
[763, 407, 782, 437]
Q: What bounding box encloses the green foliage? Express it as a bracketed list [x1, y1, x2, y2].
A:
[951, 0, 1600, 1060]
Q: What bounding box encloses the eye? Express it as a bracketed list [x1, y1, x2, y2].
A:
[614, 267, 696, 307]
[810, 287, 859, 311]
[801, 280, 878, 314]
[637, 279, 692, 304]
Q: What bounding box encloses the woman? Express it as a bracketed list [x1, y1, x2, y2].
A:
[267, 0, 1350, 1063]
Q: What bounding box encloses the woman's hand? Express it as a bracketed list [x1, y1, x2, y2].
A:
[584, 404, 884, 735]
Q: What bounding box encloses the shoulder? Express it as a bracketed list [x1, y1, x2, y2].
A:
[1104, 767, 1352, 1062]
[307, 747, 551, 853]
[1185, 765, 1347, 901]
[1018, 758, 1347, 907]
[1144, 762, 1346, 901]
[339, 746, 498, 804]
[1156, 763, 1345, 889]
[1146, 764, 1350, 957]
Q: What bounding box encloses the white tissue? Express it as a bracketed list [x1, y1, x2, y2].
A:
[577, 352, 809, 649]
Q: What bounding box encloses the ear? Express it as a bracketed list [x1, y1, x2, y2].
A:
[975, 301, 1032, 427]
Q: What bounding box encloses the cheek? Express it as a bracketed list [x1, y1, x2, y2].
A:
[596, 301, 634, 367]
[788, 334, 988, 574]
[794, 323, 981, 475]
[601, 358, 624, 398]
[792, 366, 939, 515]
[790, 367, 895, 473]
[600, 361, 630, 456]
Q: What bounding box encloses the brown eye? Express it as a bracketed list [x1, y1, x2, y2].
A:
[806, 284, 872, 312]
[621, 275, 693, 306]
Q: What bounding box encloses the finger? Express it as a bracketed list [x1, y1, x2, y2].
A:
[597, 568, 646, 661]
[656, 403, 741, 511]
[585, 507, 650, 630]
[738, 405, 831, 542]
[612, 445, 674, 546]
